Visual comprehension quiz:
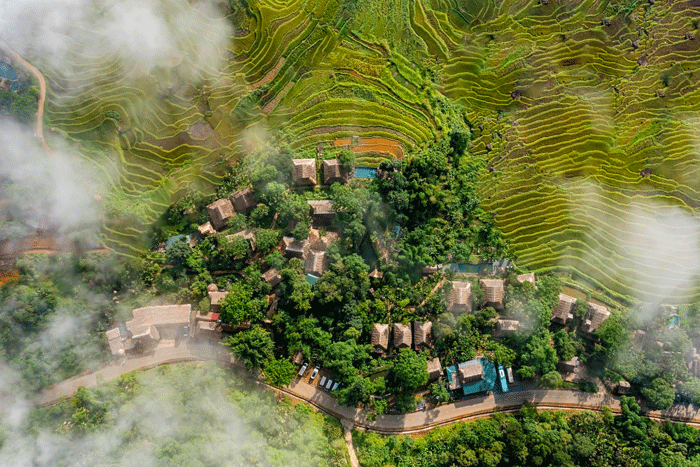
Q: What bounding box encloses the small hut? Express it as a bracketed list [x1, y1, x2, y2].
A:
[207, 198, 235, 230]
[371, 323, 390, 353]
[292, 159, 317, 186]
[552, 294, 576, 325]
[427, 357, 443, 381]
[394, 323, 412, 349]
[197, 222, 216, 237]
[208, 291, 229, 314]
[447, 281, 472, 313]
[458, 363, 484, 385]
[516, 273, 535, 285]
[494, 319, 520, 337]
[323, 159, 349, 185]
[480, 279, 505, 310]
[582, 303, 610, 335]
[230, 187, 257, 214]
[282, 236, 309, 259]
[305, 250, 328, 277]
[262, 268, 282, 287]
[307, 200, 336, 226]
[413, 321, 433, 350]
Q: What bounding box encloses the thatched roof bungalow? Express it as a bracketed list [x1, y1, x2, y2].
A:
[447, 281, 472, 313]
[371, 323, 390, 353]
[480, 279, 505, 310]
[413, 321, 432, 350]
[207, 198, 235, 230]
[552, 293, 576, 325]
[394, 323, 412, 349]
[292, 159, 317, 186]
[230, 187, 257, 214]
[323, 159, 349, 185]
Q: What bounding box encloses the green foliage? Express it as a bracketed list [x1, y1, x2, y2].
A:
[553, 330, 576, 361]
[165, 238, 192, 273]
[540, 370, 563, 389]
[520, 330, 558, 376]
[0, 89, 38, 123]
[338, 149, 356, 172]
[219, 282, 266, 325]
[429, 379, 450, 404]
[263, 358, 296, 387]
[390, 348, 428, 390]
[641, 378, 676, 411]
[224, 325, 275, 371]
[254, 228, 280, 253]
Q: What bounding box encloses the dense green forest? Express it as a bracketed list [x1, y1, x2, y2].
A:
[355, 398, 700, 467]
[1, 363, 348, 467]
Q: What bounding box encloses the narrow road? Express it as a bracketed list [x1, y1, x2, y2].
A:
[39, 344, 700, 434]
[0, 40, 52, 154]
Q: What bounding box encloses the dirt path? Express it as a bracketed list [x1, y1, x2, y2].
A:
[0, 41, 52, 154]
[342, 420, 361, 467]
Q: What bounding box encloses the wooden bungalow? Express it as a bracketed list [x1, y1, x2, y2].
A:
[292, 159, 317, 186]
[307, 200, 336, 226]
[552, 293, 576, 325]
[480, 279, 505, 310]
[305, 250, 328, 277]
[371, 323, 390, 353]
[447, 281, 472, 313]
[581, 303, 610, 336]
[206, 198, 235, 230]
[427, 357, 443, 381]
[413, 321, 432, 350]
[393, 323, 412, 349]
[323, 159, 349, 185]
[230, 187, 257, 214]
[261, 268, 282, 287]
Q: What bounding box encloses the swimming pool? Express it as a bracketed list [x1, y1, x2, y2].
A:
[354, 166, 377, 178]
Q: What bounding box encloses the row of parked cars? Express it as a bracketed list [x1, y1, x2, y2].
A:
[297, 363, 338, 391]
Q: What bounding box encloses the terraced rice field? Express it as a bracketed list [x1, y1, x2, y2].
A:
[38, 0, 700, 303]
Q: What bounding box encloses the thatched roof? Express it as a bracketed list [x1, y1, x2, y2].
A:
[206, 198, 235, 230]
[309, 230, 339, 251]
[230, 187, 257, 214]
[292, 159, 317, 186]
[323, 159, 348, 185]
[196, 320, 218, 335]
[560, 356, 579, 373]
[582, 303, 610, 334]
[371, 323, 390, 352]
[427, 357, 442, 381]
[552, 293, 576, 325]
[305, 250, 328, 277]
[307, 200, 336, 226]
[129, 305, 192, 329]
[516, 273, 535, 285]
[262, 268, 282, 287]
[198, 222, 216, 237]
[393, 323, 412, 349]
[413, 321, 432, 349]
[447, 281, 472, 313]
[480, 279, 505, 310]
[206, 283, 218, 292]
[282, 236, 309, 259]
[495, 319, 520, 337]
[458, 362, 484, 385]
[208, 291, 229, 313]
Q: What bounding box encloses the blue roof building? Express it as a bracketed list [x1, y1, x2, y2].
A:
[446, 357, 497, 396]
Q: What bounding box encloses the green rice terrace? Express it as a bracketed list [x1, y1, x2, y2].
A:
[37, 0, 700, 304]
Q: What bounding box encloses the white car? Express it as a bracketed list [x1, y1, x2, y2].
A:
[310, 367, 319, 380]
[326, 379, 333, 390]
[320, 376, 327, 387]
[332, 382, 339, 391]
[298, 363, 308, 377]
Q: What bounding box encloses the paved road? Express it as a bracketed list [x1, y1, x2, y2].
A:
[38, 342, 230, 406]
[0, 40, 52, 154]
[40, 344, 700, 434]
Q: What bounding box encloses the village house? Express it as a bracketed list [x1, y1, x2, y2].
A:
[552, 293, 576, 325]
[261, 268, 282, 287]
[282, 236, 310, 259]
[307, 200, 336, 226]
[516, 273, 536, 286]
[394, 323, 412, 349]
[228, 228, 257, 250]
[323, 159, 349, 185]
[230, 187, 257, 214]
[560, 356, 579, 373]
[292, 158, 317, 186]
[206, 198, 235, 230]
[447, 281, 472, 313]
[494, 319, 520, 337]
[371, 323, 390, 353]
[480, 278, 505, 310]
[197, 221, 216, 237]
[305, 249, 328, 277]
[413, 321, 432, 350]
[105, 304, 193, 356]
[208, 286, 229, 315]
[427, 357, 443, 381]
[581, 303, 610, 337]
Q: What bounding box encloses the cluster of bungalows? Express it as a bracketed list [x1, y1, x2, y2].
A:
[370, 321, 443, 381]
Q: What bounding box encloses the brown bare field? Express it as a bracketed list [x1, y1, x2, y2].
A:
[263, 81, 295, 114]
[334, 136, 404, 158]
[251, 57, 286, 90]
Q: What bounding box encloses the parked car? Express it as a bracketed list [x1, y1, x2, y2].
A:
[320, 376, 327, 387]
[183, 325, 189, 337]
[310, 367, 319, 380]
[298, 363, 308, 377]
[331, 382, 339, 391]
[326, 379, 333, 390]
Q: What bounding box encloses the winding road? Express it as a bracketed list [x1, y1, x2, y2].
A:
[0, 40, 52, 154]
[39, 341, 700, 435]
